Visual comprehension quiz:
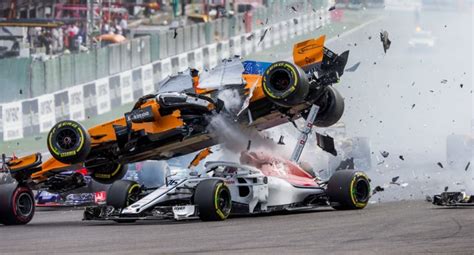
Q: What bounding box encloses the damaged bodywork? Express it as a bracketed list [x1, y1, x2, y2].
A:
[430, 192, 474, 207]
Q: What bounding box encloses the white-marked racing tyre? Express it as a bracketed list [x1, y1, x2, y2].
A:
[0, 184, 35, 225]
[194, 179, 232, 221]
[47, 120, 91, 164]
[327, 170, 370, 210]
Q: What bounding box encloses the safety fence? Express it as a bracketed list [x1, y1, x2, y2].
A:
[0, 0, 330, 141]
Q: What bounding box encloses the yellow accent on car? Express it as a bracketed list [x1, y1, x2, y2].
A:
[214, 183, 227, 220]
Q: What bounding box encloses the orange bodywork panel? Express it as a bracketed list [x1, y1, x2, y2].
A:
[7, 154, 41, 172]
[31, 99, 186, 181]
[188, 147, 213, 168]
[88, 99, 185, 145]
[293, 35, 326, 68]
[243, 74, 265, 102]
[32, 157, 73, 181]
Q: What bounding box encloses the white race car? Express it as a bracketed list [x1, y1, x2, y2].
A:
[83, 151, 370, 222]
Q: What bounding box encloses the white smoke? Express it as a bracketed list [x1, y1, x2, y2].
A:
[207, 89, 279, 158]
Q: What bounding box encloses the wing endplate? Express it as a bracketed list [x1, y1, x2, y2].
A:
[293, 35, 326, 68]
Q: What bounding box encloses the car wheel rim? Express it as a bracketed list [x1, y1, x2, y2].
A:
[217, 188, 231, 215]
[354, 179, 369, 203]
[56, 128, 78, 150]
[17, 192, 33, 217]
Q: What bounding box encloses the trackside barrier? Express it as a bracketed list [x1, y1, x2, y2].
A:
[0, 3, 332, 141]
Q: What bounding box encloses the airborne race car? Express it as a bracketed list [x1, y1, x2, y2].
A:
[0, 35, 355, 225]
[84, 151, 370, 222]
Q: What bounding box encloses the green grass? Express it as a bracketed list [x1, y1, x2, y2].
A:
[1, 10, 379, 156]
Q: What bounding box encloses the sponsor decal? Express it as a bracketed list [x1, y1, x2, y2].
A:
[2, 101, 23, 141]
[96, 78, 111, 115]
[22, 99, 39, 137]
[38, 94, 56, 133]
[68, 85, 85, 121]
[142, 64, 154, 95]
[120, 71, 133, 104]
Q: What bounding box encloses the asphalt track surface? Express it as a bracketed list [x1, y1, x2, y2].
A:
[0, 201, 473, 254]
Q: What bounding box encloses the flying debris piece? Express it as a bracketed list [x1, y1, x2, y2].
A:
[440, 79, 448, 84]
[291, 6, 297, 12]
[246, 34, 254, 40]
[19, 89, 22, 94]
[265, 18, 269, 25]
[246, 140, 252, 151]
[411, 81, 415, 86]
[328, 6, 336, 11]
[399, 155, 404, 160]
[368, 36, 372, 40]
[372, 186, 385, 195]
[380, 151, 389, 158]
[377, 160, 385, 165]
[173, 28, 178, 39]
[345, 62, 361, 72]
[277, 136, 285, 145]
[34, 136, 42, 141]
[411, 104, 416, 109]
[315, 132, 337, 156]
[465, 162, 471, 171]
[391, 176, 400, 183]
[460, 84, 464, 88]
[312, 8, 317, 12]
[373, 61, 377, 65]
[425, 195, 433, 202]
[258, 28, 269, 45]
[380, 30, 391, 53]
[188, 148, 213, 168]
[293, 18, 298, 25]
[437, 162, 444, 168]
[429, 90, 434, 93]
[444, 186, 449, 192]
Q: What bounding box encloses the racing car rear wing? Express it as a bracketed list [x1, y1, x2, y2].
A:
[293, 35, 349, 83]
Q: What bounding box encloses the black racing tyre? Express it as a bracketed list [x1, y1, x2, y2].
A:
[262, 61, 309, 107]
[88, 163, 128, 185]
[327, 170, 370, 210]
[194, 179, 232, 221]
[47, 120, 91, 164]
[107, 180, 141, 223]
[0, 184, 35, 225]
[107, 180, 141, 209]
[315, 86, 344, 127]
[302, 86, 344, 127]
